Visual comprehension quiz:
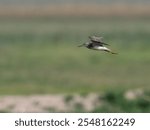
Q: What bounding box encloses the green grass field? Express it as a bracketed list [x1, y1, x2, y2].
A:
[0, 18, 150, 95]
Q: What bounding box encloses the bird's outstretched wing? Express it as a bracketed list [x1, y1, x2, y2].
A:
[89, 36, 103, 42]
[89, 36, 109, 46]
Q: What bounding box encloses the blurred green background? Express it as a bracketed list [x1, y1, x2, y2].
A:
[0, 0, 149, 112]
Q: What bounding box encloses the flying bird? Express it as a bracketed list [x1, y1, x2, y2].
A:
[78, 36, 117, 54]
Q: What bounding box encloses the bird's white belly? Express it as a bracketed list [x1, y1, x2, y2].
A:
[93, 46, 109, 51]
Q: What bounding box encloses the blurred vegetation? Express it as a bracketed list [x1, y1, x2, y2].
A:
[92, 90, 150, 112]
[0, 18, 150, 95]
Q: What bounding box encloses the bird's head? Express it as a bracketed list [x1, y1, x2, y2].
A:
[78, 42, 89, 47]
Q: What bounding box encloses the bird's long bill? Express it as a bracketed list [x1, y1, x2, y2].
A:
[102, 42, 110, 46]
[78, 44, 84, 47]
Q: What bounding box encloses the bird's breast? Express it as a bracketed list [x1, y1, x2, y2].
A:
[93, 46, 108, 50]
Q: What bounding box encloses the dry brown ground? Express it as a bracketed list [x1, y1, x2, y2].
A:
[0, 94, 101, 112]
[0, 89, 145, 112]
[0, 4, 150, 17]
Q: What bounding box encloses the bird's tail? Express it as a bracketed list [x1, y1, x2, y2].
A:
[105, 49, 118, 54]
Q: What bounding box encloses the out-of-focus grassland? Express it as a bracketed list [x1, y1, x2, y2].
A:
[0, 19, 150, 94]
[0, 17, 150, 95]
